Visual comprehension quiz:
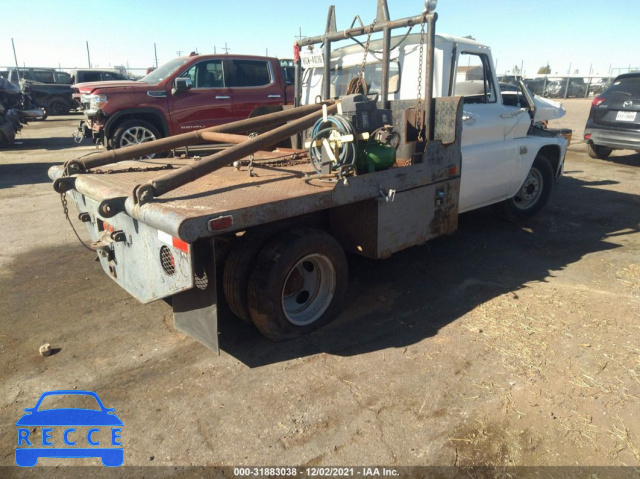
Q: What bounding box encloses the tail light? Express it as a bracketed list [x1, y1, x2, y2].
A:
[592, 96, 605, 107]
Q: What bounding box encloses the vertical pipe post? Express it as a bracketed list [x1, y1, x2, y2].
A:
[424, 14, 437, 141]
[11, 38, 20, 81]
[381, 27, 391, 109]
[293, 43, 302, 148]
[323, 40, 331, 100]
[86, 41, 91, 68]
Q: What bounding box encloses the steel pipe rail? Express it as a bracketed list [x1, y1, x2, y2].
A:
[294, 12, 436, 48]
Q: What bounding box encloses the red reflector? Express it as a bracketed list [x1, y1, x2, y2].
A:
[584, 134, 591, 140]
[592, 96, 605, 107]
[172, 237, 190, 253]
[208, 215, 233, 231]
[447, 165, 459, 176]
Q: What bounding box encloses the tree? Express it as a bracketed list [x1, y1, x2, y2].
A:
[538, 63, 551, 74]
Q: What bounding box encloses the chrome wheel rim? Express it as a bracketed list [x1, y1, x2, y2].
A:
[513, 167, 543, 210]
[281, 254, 336, 326]
[119, 126, 157, 148]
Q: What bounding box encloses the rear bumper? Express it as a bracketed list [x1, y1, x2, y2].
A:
[584, 126, 640, 151]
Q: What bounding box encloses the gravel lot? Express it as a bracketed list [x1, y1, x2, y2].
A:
[0, 100, 638, 474]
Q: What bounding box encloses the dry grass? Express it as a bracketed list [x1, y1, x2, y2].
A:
[456, 282, 640, 465]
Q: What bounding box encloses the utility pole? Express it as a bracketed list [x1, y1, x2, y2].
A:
[222, 42, 230, 54]
[295, 27, 305, 41]
[176, 50, 183, 57]
[11, 38, 20, 81]
[86, 41, 91, 68]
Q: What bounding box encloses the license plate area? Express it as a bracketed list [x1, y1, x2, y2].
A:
[616, 111, 637, 122]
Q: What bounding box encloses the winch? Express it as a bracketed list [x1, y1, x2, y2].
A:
[307, 94, 398, 176]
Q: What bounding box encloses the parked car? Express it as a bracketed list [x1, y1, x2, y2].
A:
[7, 68, 74, 115]
[75, 53, 294, 151]
[523, 77, 547, 96]
[545, 77, 586, 98]
[583, 72, 640, 158]
[69, 69, 130, 84]
[7, 68, 72, 85]
[498, 81, 518, 92]
[588, 77, 613, 96]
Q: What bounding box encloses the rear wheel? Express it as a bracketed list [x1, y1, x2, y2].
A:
[587, 143, 612, 159]
[492, 152, 554, 222]
[48, 97, 69, 115]
[247, 227, 348, 341]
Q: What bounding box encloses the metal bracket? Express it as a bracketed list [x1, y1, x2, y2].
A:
[98, 197, 127, 218]
[133, 184, 155, 206]
[379, 187, 396, 203]
[53, 177, 77, 194]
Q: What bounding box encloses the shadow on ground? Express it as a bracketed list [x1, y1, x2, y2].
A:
[2, 174, 639, 371]
[6, 136, 80, 152]
[0, 162, 61, 188]
[218, 174, 639, 366]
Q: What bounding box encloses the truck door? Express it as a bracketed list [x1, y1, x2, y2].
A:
[169, 59, 234, 133]
[224, 58, 285, 119]
[455, 52, 521, 213]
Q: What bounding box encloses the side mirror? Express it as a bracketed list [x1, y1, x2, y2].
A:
[173, 77, 192, 94]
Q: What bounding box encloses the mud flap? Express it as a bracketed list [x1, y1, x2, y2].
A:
[172, 241, 219, 354]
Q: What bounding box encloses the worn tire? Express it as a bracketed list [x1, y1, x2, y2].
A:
[247, 227, 348, 341]
[492, 152, 554, 222]
[587, 143, 612, 159]
[111, 119, 163, 158]
[47, 97, 69, 115]
[223, 228, 279, 323]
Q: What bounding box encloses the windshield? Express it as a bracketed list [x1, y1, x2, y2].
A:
[139, 57, 190, 84]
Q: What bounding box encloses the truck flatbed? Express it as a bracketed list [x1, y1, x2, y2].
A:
[49, 138, 458, 246]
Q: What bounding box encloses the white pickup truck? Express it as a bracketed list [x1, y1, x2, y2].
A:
[48, 2, 570, 353]
[300, 31, 570, 221]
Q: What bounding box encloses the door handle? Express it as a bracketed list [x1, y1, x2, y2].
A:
[215, 95, 230, 100]
[268, 94, 282, 98]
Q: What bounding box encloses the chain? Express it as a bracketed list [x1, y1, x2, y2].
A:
[60, 191, 94, 252]
[247, 132, 259, 177]
[356, 19, 377, 95]
[88, 164, 174, 175]
[415, 13, 427, 141]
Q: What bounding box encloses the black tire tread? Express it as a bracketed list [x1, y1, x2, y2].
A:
[223, 229, 279, 323]
[247, 227, 348, 341]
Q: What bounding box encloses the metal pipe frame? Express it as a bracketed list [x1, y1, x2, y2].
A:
[293, 0, 437, 141]
[66, 103, 330, 173]
[295, 13, 435, 49]
[134, 103, 339, 204]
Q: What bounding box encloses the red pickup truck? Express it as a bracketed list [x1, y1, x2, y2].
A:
[75, 53, 294, 149]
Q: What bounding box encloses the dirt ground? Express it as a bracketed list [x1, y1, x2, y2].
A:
[0, 100, 638, 475]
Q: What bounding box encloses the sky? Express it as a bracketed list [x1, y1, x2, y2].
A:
[2, 0, 638, 78]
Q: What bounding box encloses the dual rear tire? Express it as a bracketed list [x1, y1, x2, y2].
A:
[224, 227, 348, 341]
